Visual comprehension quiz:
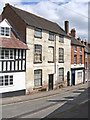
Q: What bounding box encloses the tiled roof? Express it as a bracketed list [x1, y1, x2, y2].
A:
[71, 37, 85, 47]
[0, 31, 28, 49]
[9, 4, 71, 38]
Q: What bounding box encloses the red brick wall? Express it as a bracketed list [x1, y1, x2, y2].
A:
[2, 5, 26, 42]
[71, 45, 84, 64]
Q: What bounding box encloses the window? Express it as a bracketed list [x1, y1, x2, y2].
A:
[0, 27, 10, 37]
[80, 55, 82, 64]
[59, 48, 64, 63]
[85, 53, 87, 58]
[34, 28, 42, 38]
[77, 72, 82, 79]
[59, 35, 64, 43]
[0, 75, 13, 86]
[0, 49, 14, 60]
[34, 45, 42, 63]
[58, 68, 64, 82]
[74, 55, 77, 64]
[34, 70, 42, 87]
[85, 62, 87, 69]
[49, 32, 54, 40]
[74, 46, 77, 52]
[48, 47, 54, 62]
[80, 47, 82, 52]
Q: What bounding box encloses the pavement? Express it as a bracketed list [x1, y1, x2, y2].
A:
[1, 82, 89, 105]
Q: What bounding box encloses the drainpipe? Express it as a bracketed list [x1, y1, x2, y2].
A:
[54, 34, 56, 74]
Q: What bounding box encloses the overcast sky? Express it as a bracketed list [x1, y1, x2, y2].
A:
[0, 0, 89, 42]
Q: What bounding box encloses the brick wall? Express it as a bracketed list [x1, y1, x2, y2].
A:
[71, 45, 84, 64]
[2, 5, 26, 42]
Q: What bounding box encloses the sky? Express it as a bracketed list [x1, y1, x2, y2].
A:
[0, 0, 89, 42]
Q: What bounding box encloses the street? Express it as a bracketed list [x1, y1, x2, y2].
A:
[2, 83, 89, 119]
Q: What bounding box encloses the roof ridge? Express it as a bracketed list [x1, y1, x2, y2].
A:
[10, 4, 58, 25]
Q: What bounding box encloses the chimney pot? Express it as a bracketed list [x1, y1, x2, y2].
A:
[65, 21, 69, 34]
[5, 3, 9, 7]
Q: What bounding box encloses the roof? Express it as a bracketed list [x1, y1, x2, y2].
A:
[85, 45, 90, 54]
[8, 4, 71, 38]
[0, 15, 2, 22]
[0, 31, 28, 49]
[71, 37, 85, 47]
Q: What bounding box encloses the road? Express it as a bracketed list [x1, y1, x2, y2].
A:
[2, 84, 89, 119]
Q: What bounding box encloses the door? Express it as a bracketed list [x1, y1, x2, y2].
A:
[72, 73, 75, 85]
[67, 71, 70, 86]
[49, 74, 53, 90]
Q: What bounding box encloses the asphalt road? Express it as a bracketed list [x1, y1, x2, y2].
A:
[2, 84, 89, 119]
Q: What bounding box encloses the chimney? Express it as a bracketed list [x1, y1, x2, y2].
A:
[71, 28, 76, 38]
[84, 40, 88, 46]
[77, 37, 81, 43]
[81, 40, 85, 45]
[5, 3, 9, 7]
[65, 21, 69, 34]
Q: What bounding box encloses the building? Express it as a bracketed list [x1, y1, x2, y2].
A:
[70, 29, 85, 85]
[2, 4, 71, 94]
[81, 40, 90, 82]
[0, 18, 28, 97]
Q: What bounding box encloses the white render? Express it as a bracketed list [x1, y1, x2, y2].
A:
[0, 72, 25, 93]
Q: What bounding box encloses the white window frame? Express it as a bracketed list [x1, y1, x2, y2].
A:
[0, 75, 13, 87]
[0, 49, 14, 60]
[77, 72, 82, 79]
[74, 46, 77, 52]
[0, 27, 11, 37]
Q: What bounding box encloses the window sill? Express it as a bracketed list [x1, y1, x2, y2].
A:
[74, 64, 77, 66]
[48, 61, 54, 63]
[34, 61, 42, 64]
[48, 39, 54, 41]
[58, 61, 64, 63]
[33, 86, 42, 90]
[34, 36, 42, 39]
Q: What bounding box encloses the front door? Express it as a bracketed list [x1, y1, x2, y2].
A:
[49, 74, 53, 90]
[67, 71, 70, 86]
[72, 73, 75, 85]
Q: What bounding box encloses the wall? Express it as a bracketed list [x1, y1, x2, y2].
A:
[0, 72, 26, 93]
[26, 25, 71, 93]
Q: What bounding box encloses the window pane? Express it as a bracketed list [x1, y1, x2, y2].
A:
[34, 45, 42, 62]
[74, 55, 77, 64]
[59, 35, 64, 42]
[10, 76, 13, 85]
[59, 48, 64, 62]
[34, 70, 42, 86]
[5, 49, 9, 59]
[10, 50, 13, 59]
[49, 32, 54, 40]
[1, 27, 4, 35]
[5, 27, 10, 36]
[58, 68, 64, 82]
[35, 28, 42, 37]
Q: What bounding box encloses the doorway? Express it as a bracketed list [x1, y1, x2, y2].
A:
[67, 71, 70, 86]
[49, 74, 53, 90]
[72, 73, 75, 85]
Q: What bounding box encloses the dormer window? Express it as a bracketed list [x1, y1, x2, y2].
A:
[0, 27, 10, 37]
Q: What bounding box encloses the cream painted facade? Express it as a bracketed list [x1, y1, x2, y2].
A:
[26, 26, 71, 94]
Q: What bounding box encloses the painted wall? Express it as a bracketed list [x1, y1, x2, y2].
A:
[26, 25, 71, 93]
[0, 72, 26, 93]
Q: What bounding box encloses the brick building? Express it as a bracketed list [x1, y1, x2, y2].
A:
[2, 4, 71, 94]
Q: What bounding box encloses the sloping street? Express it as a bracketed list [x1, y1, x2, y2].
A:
[2, 83, 89, 119]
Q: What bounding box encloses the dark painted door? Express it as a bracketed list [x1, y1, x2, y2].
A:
[67, 71, 70, 86]
[72, 73, 75, 85]
[49, 74, 53, 90]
